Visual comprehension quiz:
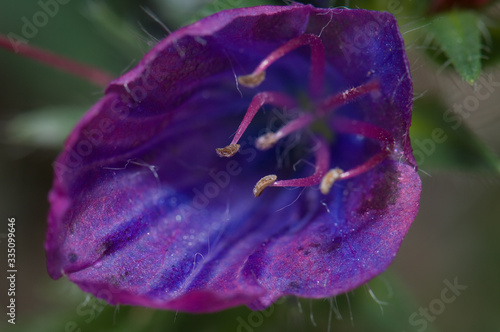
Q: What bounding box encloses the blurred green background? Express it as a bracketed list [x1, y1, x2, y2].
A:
[1, 0, 499, 331]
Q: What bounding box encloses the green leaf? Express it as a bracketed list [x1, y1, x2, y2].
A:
[410, 98, 500, 174]
[426, 10, 482, 84]
[4, 105, 87, 149]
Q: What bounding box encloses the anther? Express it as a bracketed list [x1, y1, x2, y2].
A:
[255, 113, 314, 151]
[238, 71, 266, 88]
[215, 92, 296, 158]
[261, 136, 330, 191]
[237, 34, 325, 95]
[320, 168, 343, 195]
[216, 144, 240, 158]
[255, 133, 278, 150]
[326, 117, 395, 182]
[254, 175, 278, 197]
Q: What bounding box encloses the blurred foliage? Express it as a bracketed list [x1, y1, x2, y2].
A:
[185, 0, 282, 25]
[16, 274, 440, 332]
[411, 98, 500, 173]
[484, 24, 500, 65]
[4, 106, 86, 149]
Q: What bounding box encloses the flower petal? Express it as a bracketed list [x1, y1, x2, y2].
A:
[46, 4, 421, 313]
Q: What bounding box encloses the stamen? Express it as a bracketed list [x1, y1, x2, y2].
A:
[255, 133, 278, 151]
[254, 137, 330, 197]
[316, 117, 395, 192]
[332, 117, 394, 148]
[334, 149, 390, 181]
[237, 34, 325, 97]
[255, 113, 314, 150]
[253, 175, 278, 197]
[320, 168, 343, 194]
[216, 91, 296, 157]
[317, 80, 380, 116]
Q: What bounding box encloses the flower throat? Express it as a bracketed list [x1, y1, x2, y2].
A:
[215, 34, 395, 197]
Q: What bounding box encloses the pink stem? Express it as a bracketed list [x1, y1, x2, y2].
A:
[271, 136, 330, 188]
[247, 34, 325, 98]
[230, 91, 296, 145]
[0, 34, 114, 88]
[317, 80, 380, 116]
[332, 117, 394, 148]
[274, 113, 315, 141]
[332, 117, 395, 181]
[339, 149, 390, 181]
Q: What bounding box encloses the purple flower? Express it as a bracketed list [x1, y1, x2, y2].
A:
[46, 4, 421, 313]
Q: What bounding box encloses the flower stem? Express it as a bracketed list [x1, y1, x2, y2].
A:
[0, 34, 114, 88]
